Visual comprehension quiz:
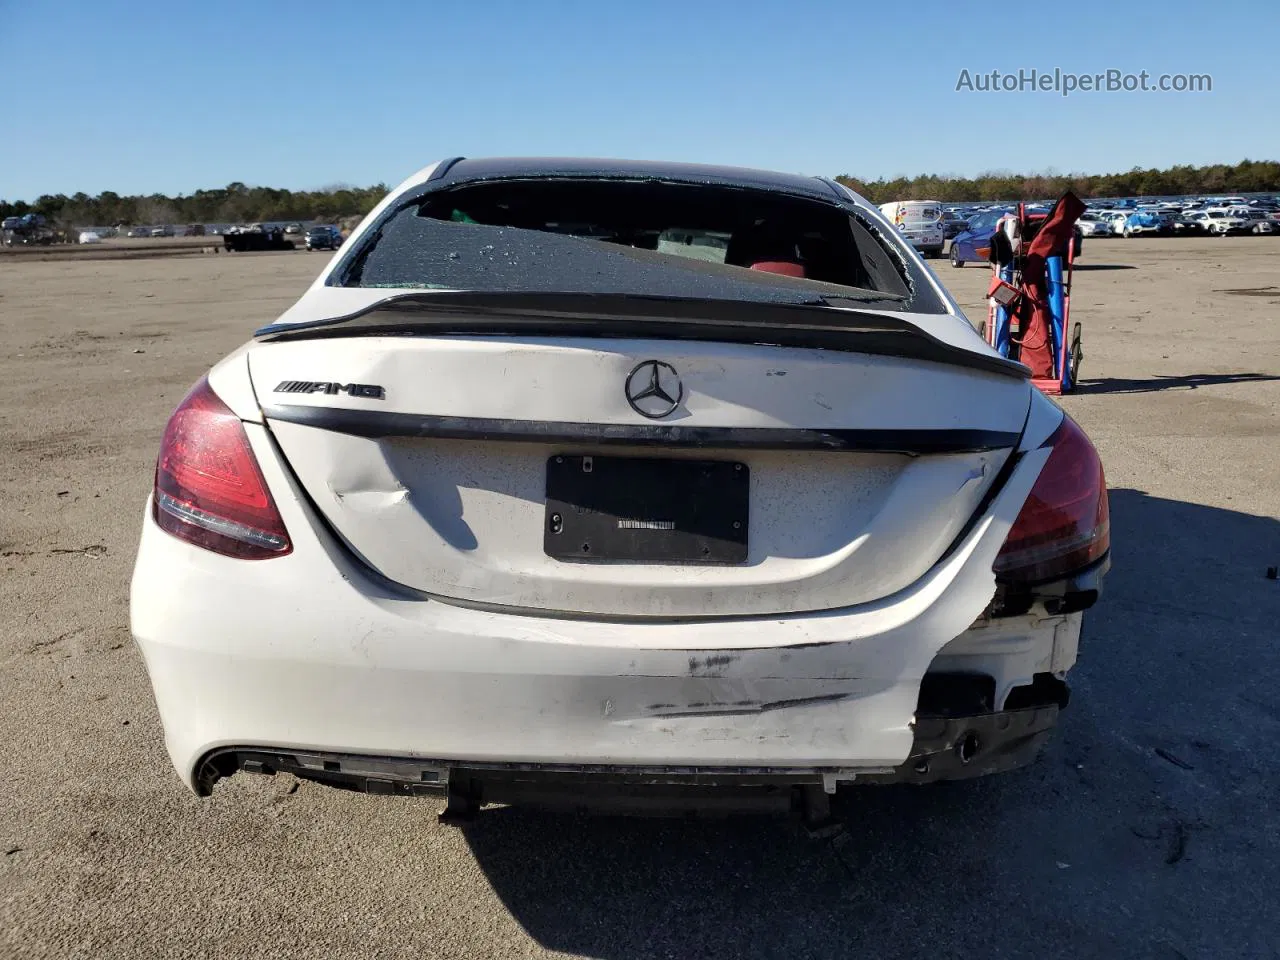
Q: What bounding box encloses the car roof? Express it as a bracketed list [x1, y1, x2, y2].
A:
[435, 157, 842, 202]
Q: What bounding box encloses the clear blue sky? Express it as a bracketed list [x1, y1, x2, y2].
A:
[2, 0, 1276, 201]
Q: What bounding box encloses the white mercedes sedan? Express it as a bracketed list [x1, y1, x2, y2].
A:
[131, 158, 1110, 818]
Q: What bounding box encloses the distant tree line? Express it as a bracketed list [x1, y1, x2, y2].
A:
[838, 159, 1280, 203]
[0, 182, 389, 226]
[5, 159, 1280, 225]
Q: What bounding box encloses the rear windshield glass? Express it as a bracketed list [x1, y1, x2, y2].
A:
[335, 178, 937, 311]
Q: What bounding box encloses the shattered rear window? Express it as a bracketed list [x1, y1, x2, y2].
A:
[336, 178, 940, 311]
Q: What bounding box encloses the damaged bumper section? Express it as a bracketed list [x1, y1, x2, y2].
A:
[189, 599, 1081, 805]
[197, 699, 1062, 812]
[132, 431, 1096, 809]
[190, 610, 1076, 810]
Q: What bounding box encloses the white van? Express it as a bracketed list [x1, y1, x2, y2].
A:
[879, 200, 945, 257]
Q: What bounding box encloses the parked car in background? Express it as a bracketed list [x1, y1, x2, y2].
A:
[131, 157, 1109, 814]
[941, 210, 970, 239]
[1076, 212, 1113, 237]
[304, 225, 343, 251]
[1174, 211, 1212, 234]
[78, 231, 102, 244]
[879, 200, 945, 257]
[1097, 211, 1130, 235]
[1201, 210, 1252, 235]
[949, 209, 1082, 266]
[1119, 211, 1170, 238]
[948, 209, 1007, 266]
[284, 223, 303, 235]
[1, 213, 56, 245]
[151, 225, 174, 238]
[127, 226, 152, 238]
[1240, 209, 1275, 234]
[223, 224, 296, 252]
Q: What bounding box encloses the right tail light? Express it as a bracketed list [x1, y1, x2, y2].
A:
[994, 415, 1109, 584]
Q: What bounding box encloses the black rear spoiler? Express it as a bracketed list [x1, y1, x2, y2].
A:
[256, 291, 1029, 381]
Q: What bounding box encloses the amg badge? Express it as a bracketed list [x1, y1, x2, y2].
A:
[274, 381, 385, 399]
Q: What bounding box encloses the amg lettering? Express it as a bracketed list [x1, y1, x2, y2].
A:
[273, 381, 385, 399]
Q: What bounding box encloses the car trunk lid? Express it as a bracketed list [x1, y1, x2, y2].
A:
[249, 299, 1029, 618]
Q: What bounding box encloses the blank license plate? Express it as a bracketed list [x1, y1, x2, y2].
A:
[544, 455, 749, 564]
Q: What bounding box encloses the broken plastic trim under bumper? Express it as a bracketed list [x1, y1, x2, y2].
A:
[194, 702, 1059, 808]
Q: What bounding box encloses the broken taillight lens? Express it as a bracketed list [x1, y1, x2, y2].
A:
[994, 415, 1108, 583]
[152, 377, 292, 559]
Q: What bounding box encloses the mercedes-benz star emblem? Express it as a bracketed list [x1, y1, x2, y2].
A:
[625, 360, 683, 419]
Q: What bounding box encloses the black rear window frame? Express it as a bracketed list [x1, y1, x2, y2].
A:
[327, 175, 948, 315]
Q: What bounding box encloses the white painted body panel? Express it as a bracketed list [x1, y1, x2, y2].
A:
[931, 610, 1080, 710]
[272, 428, 1002, 616]
[249, 336, 1027, 616]
[205, 344, 258, 421]
[131, 420, 1055, 788]
[248, 335, 1024, 430]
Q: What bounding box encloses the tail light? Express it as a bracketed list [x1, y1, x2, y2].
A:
[152, 377, 292, 559]
[994, 415, 1108, 583]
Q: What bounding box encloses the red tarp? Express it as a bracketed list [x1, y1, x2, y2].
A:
[1015, 192, 1086, 378]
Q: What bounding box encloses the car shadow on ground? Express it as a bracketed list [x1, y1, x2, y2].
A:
[461, 489, 1280, 959]
[1077, 372, 1280, 394]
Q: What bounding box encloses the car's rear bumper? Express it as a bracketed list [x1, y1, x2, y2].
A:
[193, 700, 1064, 810]
[131, 425, 1073, 795]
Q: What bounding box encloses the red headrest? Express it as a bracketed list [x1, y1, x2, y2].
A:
[748, 260, 806, 278]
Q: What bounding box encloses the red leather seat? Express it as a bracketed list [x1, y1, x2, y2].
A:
[747, 260, 806, 278]
[727, 222, 806, 278]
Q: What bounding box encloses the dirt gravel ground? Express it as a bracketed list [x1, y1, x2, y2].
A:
[2, 238, 1279, 959]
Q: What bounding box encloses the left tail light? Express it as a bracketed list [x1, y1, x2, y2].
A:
[994, 415, 1108, 583]
[152, 377, 292, 559]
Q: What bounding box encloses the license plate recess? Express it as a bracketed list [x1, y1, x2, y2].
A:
[544, 455, 749, 564]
